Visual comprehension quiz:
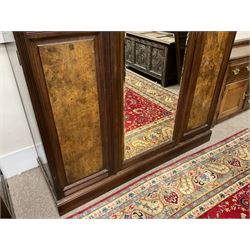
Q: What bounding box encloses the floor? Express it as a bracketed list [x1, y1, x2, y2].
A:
[165, 84, 180, 95]
[7, 109, 250, 218]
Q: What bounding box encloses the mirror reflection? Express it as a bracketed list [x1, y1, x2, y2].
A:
[124, 31, 188, 160]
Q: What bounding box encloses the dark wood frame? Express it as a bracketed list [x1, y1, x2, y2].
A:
[14, 32, 236, 215]
[174, 32, 188, 83]
[233, 38, 250, 47]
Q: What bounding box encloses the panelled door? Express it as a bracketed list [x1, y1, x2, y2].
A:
[14, 32, 123, 199]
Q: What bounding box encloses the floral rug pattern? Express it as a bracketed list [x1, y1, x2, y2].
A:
[65, 128, 250, 219]
[124, 70, 178, 159]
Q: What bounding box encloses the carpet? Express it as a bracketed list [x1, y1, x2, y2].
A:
[124, 70, 178, 159]
[65, 128, 250, 219]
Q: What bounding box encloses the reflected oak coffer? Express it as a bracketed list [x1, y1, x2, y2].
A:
[125, 32, 178, 87]
[14, 32, 236, 215]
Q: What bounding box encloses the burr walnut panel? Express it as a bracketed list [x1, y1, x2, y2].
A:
[187, 32, 230, 130]
[38, 38, 103, 184]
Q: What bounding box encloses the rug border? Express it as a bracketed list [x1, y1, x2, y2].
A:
[126, 69, 179, 97]
[66, 128, 249, 218]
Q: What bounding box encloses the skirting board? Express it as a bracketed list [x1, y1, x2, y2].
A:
[0, 144, 39, 178]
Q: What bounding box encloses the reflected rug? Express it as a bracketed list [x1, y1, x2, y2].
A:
[124, 70, 178, 159]
[65, 128, 250, 219]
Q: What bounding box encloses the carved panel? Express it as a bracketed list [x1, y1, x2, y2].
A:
[151, 47, 165, 75]
[125, 33, 177, 87]
[125, 38, 133, 63]
[187, 32, 230, 130]
[39, 38, 103, 184]
[134, 42, 147, 69]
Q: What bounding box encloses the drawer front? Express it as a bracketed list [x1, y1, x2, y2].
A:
[226, 61, 250, 84]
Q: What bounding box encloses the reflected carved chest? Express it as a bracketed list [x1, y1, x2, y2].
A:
[125, 32, 178, 87]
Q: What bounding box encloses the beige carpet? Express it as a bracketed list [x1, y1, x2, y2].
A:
[7, 109, 250, 218]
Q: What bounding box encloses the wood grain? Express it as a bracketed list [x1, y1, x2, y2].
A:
[218, 80, 248, 119]
[187, 32, 230, 130]
[39, 38, 103, 183]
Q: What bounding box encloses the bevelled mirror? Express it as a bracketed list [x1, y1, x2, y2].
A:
[123, 31, 189, 160]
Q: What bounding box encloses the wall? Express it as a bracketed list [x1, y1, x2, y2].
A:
[0, 44, 33, 154]
[0, 40, 39, 178]
[235, 31, 250, 41]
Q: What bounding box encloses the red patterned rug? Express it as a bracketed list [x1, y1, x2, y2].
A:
[64, 128, 250, 219]
[125, 88, 173, 132]
[199, 184, 249, 219]
[124, 70, 178, 159]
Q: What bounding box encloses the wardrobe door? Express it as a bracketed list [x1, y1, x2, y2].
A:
[14, 32, 116, 198]
[176, 32, 236, 140]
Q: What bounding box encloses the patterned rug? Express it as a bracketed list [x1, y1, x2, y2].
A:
[124, 70, 178, 159]
[65, 128, 250, 219]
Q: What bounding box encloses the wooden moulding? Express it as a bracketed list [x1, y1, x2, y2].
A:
[233, 38, 250, 47]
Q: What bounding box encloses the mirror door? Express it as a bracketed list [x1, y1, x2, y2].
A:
[123, 31, 188, 160]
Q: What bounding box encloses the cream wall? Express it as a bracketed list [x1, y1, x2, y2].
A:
[235, 31, 250, 41]
[0, 44, 33, 155]
[0, 41, 39, 178]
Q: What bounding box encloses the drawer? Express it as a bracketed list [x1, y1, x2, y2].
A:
[226, 61, 250, 84]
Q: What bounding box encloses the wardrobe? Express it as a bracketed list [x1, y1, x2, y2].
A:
[14, 32, 236, 215]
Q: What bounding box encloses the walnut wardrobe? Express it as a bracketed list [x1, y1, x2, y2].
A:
[14, 32, 236, 215]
